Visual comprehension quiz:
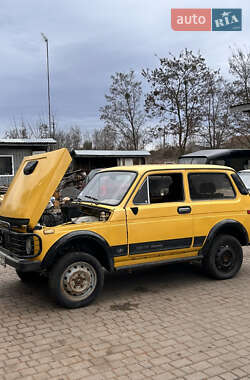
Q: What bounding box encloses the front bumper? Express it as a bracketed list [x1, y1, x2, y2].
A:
[0, 247, 41, 272]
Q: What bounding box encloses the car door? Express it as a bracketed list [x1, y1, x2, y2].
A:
[123, 170, 196, 267]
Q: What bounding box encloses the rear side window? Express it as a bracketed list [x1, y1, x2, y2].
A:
[188, 173, 235, 200]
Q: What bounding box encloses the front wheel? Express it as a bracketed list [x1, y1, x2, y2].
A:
[49, 252, 104, 308]
[202, 234, 243, 280]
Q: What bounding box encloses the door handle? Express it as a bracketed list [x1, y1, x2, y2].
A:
[177, 206, 191, 214]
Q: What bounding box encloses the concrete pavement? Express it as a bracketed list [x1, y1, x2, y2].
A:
[0, 247, 250, 380]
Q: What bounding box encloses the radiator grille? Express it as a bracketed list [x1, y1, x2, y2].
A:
[0, 229, 42, 258]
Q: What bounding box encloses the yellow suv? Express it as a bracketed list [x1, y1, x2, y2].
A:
[0, 148, 249, 308]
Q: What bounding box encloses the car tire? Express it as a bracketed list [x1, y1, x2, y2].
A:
[49, 251, 104, 308]
[16, 270, 41, 283]
[202, 234, 243, 280]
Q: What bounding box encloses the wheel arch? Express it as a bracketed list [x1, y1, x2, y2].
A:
[41, 231, 114, 272]
[200, 219, 249, 256]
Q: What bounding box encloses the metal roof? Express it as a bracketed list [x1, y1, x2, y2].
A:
[72, 150, 150, 157]
[230, 103, 250, 113]
[0, 138, 56, 145]
[180, 149, 250, 159]
[180, 149, 232, 157]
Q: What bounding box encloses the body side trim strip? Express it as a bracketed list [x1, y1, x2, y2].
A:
[193, 236, 206, 247]
[111, 245, 128, 257]
[129, 237, 192, 255]
[111, 236, 208, 257]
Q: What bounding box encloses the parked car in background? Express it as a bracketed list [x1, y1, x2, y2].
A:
[238, 170, 250, 191]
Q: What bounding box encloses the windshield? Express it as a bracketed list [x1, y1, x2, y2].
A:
[238, 172, 250, 189]
[78, 171, 137, 205]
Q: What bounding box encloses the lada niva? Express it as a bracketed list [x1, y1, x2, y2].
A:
[0, 148, 249, 308]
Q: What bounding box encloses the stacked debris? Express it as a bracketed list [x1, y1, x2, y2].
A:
[58, 169, 86, 200]
[0, 185, 8, 195]
[0, 185, 8, 205]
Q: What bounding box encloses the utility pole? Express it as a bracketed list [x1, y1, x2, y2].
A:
[41, 33, 52, 137]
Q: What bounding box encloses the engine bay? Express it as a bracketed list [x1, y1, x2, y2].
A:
[39, 201, 111, 227]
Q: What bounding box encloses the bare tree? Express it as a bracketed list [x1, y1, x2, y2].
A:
[229, 46, 250, 102]
[5, 117, 50, 139]
[53, 129, 68, 150]
[100, 71, 146, 150]
[142, 49, 211, 154]
[146, 124, 168, 150]
[80, 131, 92, 150]
[5, 119, 84, 150]
[199, 72, 235, 148]
[5, 120, 30, 138]
[54, 126, 82, 150]
[229, 47, 250, 147]
[92, 126, 117, 150]
[68, 126, 82, 149]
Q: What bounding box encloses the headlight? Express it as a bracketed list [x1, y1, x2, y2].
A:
[26, 237, 33, 255]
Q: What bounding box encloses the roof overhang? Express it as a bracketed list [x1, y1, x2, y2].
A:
[0, 138, 57, 147]
[230, 103, 250, 113]
[72, 150, 151, 158]
[180, 149, 250, 160]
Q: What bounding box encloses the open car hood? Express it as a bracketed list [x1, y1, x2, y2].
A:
[0, 148, 72, 229]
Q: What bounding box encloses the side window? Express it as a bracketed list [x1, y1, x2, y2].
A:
[134, 179, 149, 204]
[188, 173, 235, 200]
[134, 173, 184, 204]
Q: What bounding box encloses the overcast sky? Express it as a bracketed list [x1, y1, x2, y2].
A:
[0, 0, 249, 136]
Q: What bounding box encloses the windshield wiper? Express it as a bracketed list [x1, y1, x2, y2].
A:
[83, 195, 99, 203]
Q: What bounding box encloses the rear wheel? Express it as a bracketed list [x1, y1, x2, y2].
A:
[202, 234, 243, 280]
[49, 251, 104, 308]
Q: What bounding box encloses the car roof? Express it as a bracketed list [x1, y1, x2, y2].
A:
[238, 169, 250, 173]
[99, 164, 235, 175]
